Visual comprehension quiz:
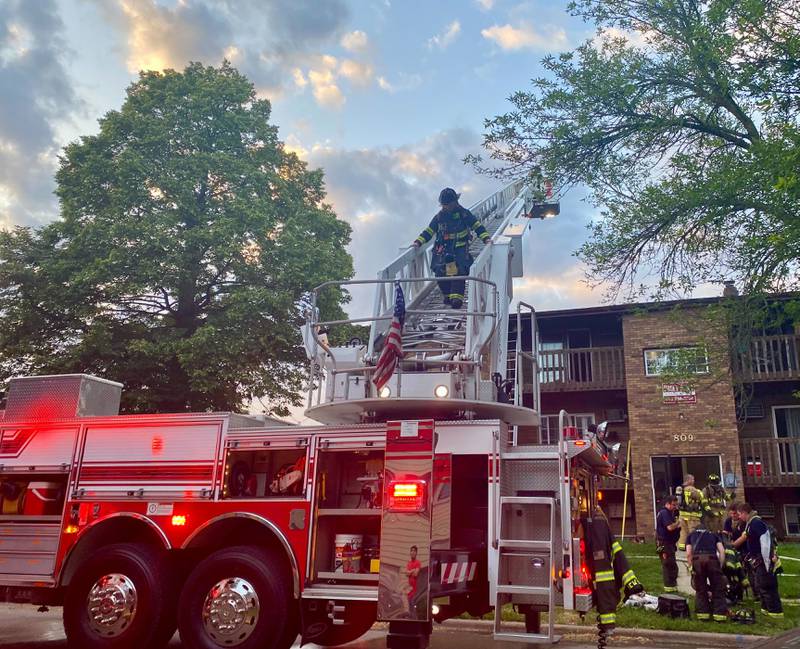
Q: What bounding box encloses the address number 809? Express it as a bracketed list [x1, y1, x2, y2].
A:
[673, 434, 695, 442]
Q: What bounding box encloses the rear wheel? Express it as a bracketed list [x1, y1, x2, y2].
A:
[177, 545, 292, 649]
[63, 542, 175, 649]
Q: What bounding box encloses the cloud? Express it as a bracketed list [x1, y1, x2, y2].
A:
[481, 23, 568, 51]
[340, 30, 369, 53]
[93, 0, 351, 96]
[428, 20, 461, 50]
[593, 26, 650, 49]
[0, 0, 81, 227]
[338, 59, 374, 86]
[307, 56, 345, 108]
[377, 72, 422, 94]
[476, 0, 495, 9]
[109, 0, 231, 73]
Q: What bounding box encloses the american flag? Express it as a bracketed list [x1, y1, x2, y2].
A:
[373, 282, 405, 391]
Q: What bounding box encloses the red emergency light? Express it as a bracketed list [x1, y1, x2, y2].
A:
[386, 480, 426, 512]
[563, 426, 579, 439]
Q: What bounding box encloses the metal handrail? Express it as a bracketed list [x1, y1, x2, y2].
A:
[304, 275, 499, 408]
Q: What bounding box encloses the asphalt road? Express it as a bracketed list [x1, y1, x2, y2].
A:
[0, 604, 731, 649]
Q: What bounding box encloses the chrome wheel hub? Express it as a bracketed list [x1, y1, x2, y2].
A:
[202, 577, 260, 646]
[86, 573, 138, 637]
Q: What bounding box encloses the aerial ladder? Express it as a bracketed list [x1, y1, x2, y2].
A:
[303, 180, 616, 646]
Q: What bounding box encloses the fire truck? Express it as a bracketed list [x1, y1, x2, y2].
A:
[0, 182, 620, 649]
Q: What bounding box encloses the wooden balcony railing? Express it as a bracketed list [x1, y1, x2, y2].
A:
[539, 346, 626, 392]
[740, 438, 800, 486]
[739, 334, 800, 382]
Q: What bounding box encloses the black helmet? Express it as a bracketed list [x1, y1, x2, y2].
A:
[708, 473, 721, 484]
[438, 187, 459, 205]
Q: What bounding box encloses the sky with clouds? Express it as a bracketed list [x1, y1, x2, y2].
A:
[0, 0, 644, 318]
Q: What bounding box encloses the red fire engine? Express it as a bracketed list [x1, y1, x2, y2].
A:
[0, 183, 622, 649]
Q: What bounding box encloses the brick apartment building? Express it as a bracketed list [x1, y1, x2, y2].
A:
[514, 296, 800, 540]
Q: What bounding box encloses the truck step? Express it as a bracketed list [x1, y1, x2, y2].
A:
[499, 496, 555, 506]
[497, 539, 552, 550]
[493, 631, 562, 644]
[495, 584, 551, 596]
[501, 451, 560, 460]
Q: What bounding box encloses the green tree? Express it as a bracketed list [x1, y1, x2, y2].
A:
[0, 62, 353, 414]
[471, 0, 800, 298]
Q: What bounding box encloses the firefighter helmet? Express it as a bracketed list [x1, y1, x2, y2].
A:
[438, 187, 459, 205]
[708, 473, 721, 484]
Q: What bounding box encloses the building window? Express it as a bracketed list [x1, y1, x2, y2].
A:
[643, 346, 709, 377]
[785, 505, 800, 536]
[773, 406, 800, 474]
[540, 413, 595, 445]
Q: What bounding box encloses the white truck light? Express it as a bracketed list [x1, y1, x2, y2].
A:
[379, 386, 391, 398]
[433, 384, 449, 398]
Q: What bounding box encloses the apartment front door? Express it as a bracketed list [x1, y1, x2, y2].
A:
[651, 455, 722, 519]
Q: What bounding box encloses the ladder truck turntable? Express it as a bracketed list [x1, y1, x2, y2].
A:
[0, 183, 623, 649]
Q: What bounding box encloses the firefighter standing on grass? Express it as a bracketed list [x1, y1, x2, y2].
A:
[677, 474, 708, 551]
[586, 507, 644, 632]
[686, 521, 728, 622]
[721, 502, 748, 602]
[412, 188, 491, 309]
[655, 495, 681, 592]
[702, 473, 729, 533]
[734, 502, 784, 618]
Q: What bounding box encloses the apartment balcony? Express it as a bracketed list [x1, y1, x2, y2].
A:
[740, 437, 800, 487]
[539, 346, 626, 392]
[739, 334, 800, 382]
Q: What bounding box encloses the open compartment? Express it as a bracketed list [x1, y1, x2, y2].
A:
[311, 447, 384, 582]
[0, 473, 68, 521]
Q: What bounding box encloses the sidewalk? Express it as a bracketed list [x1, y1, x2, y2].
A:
[440, 618, 767, 647]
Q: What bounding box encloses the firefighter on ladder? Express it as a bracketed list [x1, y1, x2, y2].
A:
[676, 474, 708, 551]
[587, 507, 644, 636]
[412, 187, 491, 309]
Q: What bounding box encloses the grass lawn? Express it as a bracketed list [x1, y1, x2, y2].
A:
[485, 541, 800, 636]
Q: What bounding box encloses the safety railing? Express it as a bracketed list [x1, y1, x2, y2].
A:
[303, 276, 498, 409]
[738, 334, 800, 382]
[514, 301, 540, 413]
[740, 437, 800, 486]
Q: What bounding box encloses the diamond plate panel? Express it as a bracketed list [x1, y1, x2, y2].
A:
[499, 459, 559, 496]
[5, 374, 121, 420]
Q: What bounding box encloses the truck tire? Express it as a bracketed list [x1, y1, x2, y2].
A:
[62, 542, 175, 649]
[177, 545, 292, 649]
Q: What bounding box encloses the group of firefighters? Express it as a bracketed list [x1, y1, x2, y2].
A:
[656, 473, 784, 622]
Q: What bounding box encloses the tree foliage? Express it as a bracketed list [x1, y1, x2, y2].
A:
[470, 0, 800, 299]
[0, 63, 353, 414]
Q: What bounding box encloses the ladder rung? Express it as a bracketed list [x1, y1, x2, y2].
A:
[497, 539, 552, 550]
[496, 584, 551, 596]
[493, 632, 561, 644]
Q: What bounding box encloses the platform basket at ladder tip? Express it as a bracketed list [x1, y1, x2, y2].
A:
[301, 181, 544, 427]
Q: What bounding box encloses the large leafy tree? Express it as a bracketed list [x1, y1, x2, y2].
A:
[0, 63, 352, 414]
[471, 0, 799, 298]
